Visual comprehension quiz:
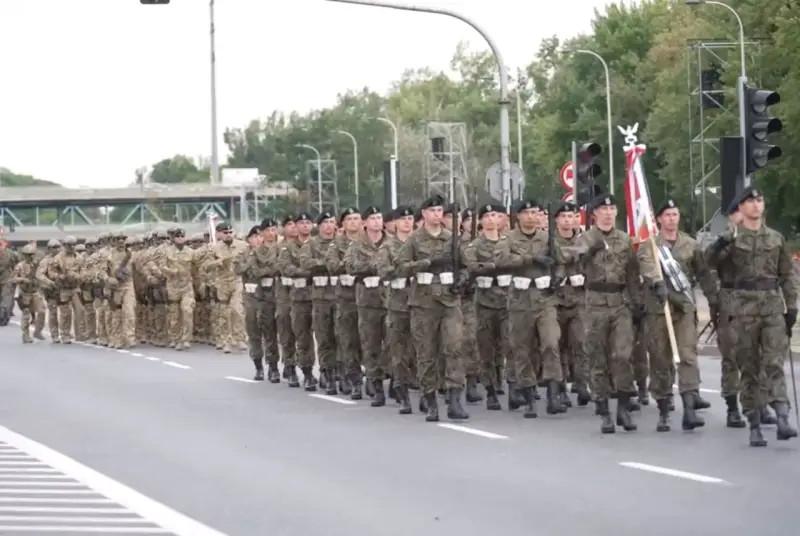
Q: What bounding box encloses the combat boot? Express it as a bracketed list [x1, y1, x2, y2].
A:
[349, 374, 363, 400]
[419, 393, 428, 413]
[286, 366, 301, 388]
[747, 410, 767, 447]
[446, 388, 469, 420]
[441, 388, 451, 405]
[370, 379, 386, 407]
[694, 393, 711, 410]
[559, 382, 572, 408]
[338, 369, 352, 396]
[575, 383, 592, 407]
[485, 385, 502, 411]
[325, 370, 338, 395]
[596, 398, 615, 434]
[302, 367, 317, 392]
[637, 383, 650, 407]
[494, 366, 505, 395]
[615, 394, 637, 432]
[522, 386, 538, 419]
[22, 334, 33, 344]
[546, 380, 566, 415]
[724, 394, 745, 428]
[387, 376, 399, 404]
[655, 398, 671, 432]
[424, 392, 439, 422]
[365, 378, 375, 398]
[319, 370, 328, 390]
[627, 397, 641, 412]
[667, 394, 676, 412]
[772, 402, 798, 441]
[267, 362, 280, 383]
[465, 375, 482, 403]
[507, 382, 525, 411]
[252, 359, 264, 381]
[761, 407, 777, 425]
[681, 391, 705, 430]
[396, 386, 412, 415]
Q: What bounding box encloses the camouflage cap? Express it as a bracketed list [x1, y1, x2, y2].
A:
[75, 243, 86, 252]
[21, 244, 37, 255]
[47, 239, 61, 248]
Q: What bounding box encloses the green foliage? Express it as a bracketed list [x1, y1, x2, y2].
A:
[0, 168, 59, 187]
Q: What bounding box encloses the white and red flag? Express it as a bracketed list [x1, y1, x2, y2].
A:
[619, 123, 657, 249]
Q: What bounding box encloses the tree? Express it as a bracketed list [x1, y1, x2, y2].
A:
[0, 168, 59, 187]
[147, 155, 209, 184]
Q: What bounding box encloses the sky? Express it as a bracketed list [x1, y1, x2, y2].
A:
[0, 0, 617, 188]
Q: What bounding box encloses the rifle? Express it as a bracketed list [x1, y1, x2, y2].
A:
[115, 249, 133, 283]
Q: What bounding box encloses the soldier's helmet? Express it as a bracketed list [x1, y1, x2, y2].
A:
[75, 244, 86, 252]
[85, 237, 97, 246]
[63, 236, 77, 246]
[47, 239, 61, 248]
[192, 232, 204, 242]
[21, 244, 36, 255]
[125, 236, 137, 246]
[157, 230, 169, 240]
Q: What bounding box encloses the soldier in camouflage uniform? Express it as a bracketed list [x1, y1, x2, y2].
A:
[396, 194, 469, 422]
[10, 244, 44, 343]
[553, 202, 592, 407]
[298, 212, 339, 394]
[36, 239, 62, 342]
[236, 225, 269, 379]
[276, 216, 299, 387]
[206, 222, 246, 354]
[455, 207, 482, 404]
[705, 187, 797, 447]
[637, 198, 717, 432]
[376, 206, 417, 414]
[344, 206, 389, 406]
[47, 236, 82, 344]
[463, 203, 511, 411]
[80, 238, 99, 343]
[161, 228, 196, 350]
[192, 232, 213, 345]
[573, 195, 663, 434]
[326, 207, 362, 398]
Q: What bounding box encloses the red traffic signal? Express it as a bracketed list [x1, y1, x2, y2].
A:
[575, 141, 602, 184]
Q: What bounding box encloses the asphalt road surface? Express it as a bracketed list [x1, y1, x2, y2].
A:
[1, 319, 799, 536]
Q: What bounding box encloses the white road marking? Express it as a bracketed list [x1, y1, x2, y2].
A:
[308, 394, 357, 405]
[0, 474, 73, 480]
[132, 352, 145, 357]
[146, 357, 161, 361]
[116, 350, 131, 354]
[437, 423, 509, 440]
[0, 515, 153, 523]
[0, 426, 228, 535]
[0, 481, 84, 487]
[0, 506, 130, 513]
[0, 468, 57, 473]
[0, 461, 47, 466]
[162, 361, 191, 369]
[619, 462, 729, 484]
[224, 376, 259, 384]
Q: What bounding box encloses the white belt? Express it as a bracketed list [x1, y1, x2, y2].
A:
[362, 276, 380, 288]
[339, 275, 355, 287]
[390, 278, 407, 289]
[312, 276, 329, 287]
[244, 283, 258, 294]
[382, 280, 390, 287]
[567, 274, 585, 287]
[260, 277, 274, 288]
[330, 276, 339, 286]
[292, 278, 308, 289]
[415, 271, 454, 286]
[280, 277, 293, 286]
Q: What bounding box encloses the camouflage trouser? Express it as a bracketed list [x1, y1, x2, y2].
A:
[290, 301, 314, 368]
[56, 290, 76, 342]
[508, 305, 562, 389]
[387, 309, 415, 386]
[410, 305, 465, 394]
[93, 299, 107, 345]
[475, 305, 508, 389]
[18, 293, 44, 341]
[312, 300, 337, 371]
[558, 305, 589, 387]
[46, 299, 59, 340]
[586, 304, 635, 398]
[276, 302, 295, 366]
[717, 309, 739, 397]
[166, 289, 195, 346]
[730, 313, 788, 413]
[358, 306, 387, 381]
[336, 301, 361, 377]
[459, 298, 480, 377]
[645, 309, 700, 399]
[632, 318, 649, 388]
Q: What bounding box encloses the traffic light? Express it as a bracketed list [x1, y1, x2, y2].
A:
[743, 83, 782, 174]
[575, 141, 602, 184]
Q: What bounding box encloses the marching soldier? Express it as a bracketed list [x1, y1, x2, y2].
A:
[162, 228, 196, 350]
[49, 236, 82, 344]
[705, 187, 798, 447]
[396, 194, 469, 422]
[574, 195, 664, 434]
[236, 225, 269, 380]
[637, 198, 717, 432]
[299, 212, 339, 393]
[36, 239, 62, 342]
[256, 219, 281, 381]
[276, 216, 300, 387]
[10, 244, 44, 343]
[457, 207, 482, 403]
[206, 222, 246, 354]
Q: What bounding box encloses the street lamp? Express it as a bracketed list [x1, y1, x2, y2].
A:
[296, 144, 323, 215]
[335, 130, 359, 207]
[209, 0, 220, 185]
[566, 49, 615, 195]
[325, 0, 513, 211]
[686, 0, 747, 183]
[377, 117, 398, 209]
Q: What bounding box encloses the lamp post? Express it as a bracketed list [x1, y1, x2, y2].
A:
[571, 49, 615, 194]
[325, 0, 513, 210]
[296, 144, 323, 214]
[335, 130, 359, 207]
[209, 0, 220, 185]
[377, 117, 398, 209]
[686, 0, 747, 184]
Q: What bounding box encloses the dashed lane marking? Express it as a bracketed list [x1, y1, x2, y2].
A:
[131, 353, 145, 357]
[223, 376, 259, 384]
[0, 425, 228, 535]
[308, 394, 358, 405]
[619, 462, 729, 484]
[437, 423, 509, 440]
[161, 361, 191, 370]
[145, 357, 161, 362]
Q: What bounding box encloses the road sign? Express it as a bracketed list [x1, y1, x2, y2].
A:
[561, 192, 574, 203]
[486, 162, 524, 202]
[560, 161, 574, 190]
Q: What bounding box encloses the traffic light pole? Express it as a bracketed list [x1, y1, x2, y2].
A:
[738, 76, 750, 187]
[571, 141, 578, 204]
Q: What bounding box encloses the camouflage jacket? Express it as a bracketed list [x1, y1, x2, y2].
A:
[298, 234, 336, 302]
[344, 231, 385, 309]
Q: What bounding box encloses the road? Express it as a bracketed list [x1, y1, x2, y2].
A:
[1, 319, 799, 536]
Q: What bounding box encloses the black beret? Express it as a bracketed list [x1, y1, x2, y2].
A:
[316, 211, 335, 224]
[655, 198, 678, 218]
[414, 210, 423, 222]
[260, 218, 277, 228]
[443, 203, 456, 215]
[590, 194, 617, 211]
[362, 206, 381, 219]
[553, 201, 578, 217]
[477, 203, 502, 219]
[172, 228, 186, 238]
[383, 210, 396, 222]
[339, 207, 359, 223]
[726, 186, 762, 216]
[247, 225, 261, 239]
[281, 215, 295, 226]
[421, 195, 445, 210]
[461, 207, 474, 220]
[215, 222, 231, 232]
[516, 199, 541, 212]
[294, 212, 312, 223]
[394, 205, 414, 219]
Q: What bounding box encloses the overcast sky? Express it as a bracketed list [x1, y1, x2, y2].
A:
[0, 0, 615, 188]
